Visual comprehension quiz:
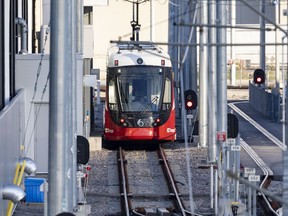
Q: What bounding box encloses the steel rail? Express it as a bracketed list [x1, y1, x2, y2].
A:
[240, 139, 279, 215]
[229, 101, 280, 215]
[158, 146, 187, 215]
[118, 147, 131, 216]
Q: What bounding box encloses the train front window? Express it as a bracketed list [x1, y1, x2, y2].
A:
[117, 66, 163, 112]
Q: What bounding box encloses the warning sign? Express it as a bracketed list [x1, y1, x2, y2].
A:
[217, 131, 227, 142]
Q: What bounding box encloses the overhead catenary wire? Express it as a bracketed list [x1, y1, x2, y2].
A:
[117, 1, 203, 40]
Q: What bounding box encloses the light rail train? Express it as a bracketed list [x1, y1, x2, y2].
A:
[103, 42, 176, 145]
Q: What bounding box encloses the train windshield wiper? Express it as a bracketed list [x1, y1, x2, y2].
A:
[138, 96, 158, 116]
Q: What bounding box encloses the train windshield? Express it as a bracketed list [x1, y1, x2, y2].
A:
[108, 66, 172, 113]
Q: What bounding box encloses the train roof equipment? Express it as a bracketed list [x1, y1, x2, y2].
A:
[107, 42, 172, 68]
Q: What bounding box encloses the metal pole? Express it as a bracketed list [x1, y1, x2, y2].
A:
[236, 136, 240, 201]
[71, 0, 77, 209]
[252, 182, 256, 216]
[208, 0, 217, 162]
[215, 169, 218, 215]
[177, 2, 198, 207]
[282, 36, 286, 167]
[248, 185, 251, 216]
[282, 34, 288, 215]
[76, 0, 84, 135]
[199, 0, 208, 148]
[48, 0, 73, 215]
[191, 4, 198, 93]
[275, 2, 280, 91]
[259, 0, 266, 78]
[217, 0, 228, 214]
[210, 164, 214, 209]
[76, 0, 83, 54]
[230, 0, 236, 86]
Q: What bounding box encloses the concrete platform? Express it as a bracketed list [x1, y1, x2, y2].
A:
[88, 136, 102, 151]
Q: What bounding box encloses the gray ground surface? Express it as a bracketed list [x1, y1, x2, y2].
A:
[14, 144, 212, 216]
[13, 89, 251, 215]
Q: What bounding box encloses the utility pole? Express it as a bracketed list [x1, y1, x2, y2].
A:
[48, 0, 75, 215]
[199, 0, 208, 148]
[275, 1, 280, 91]
[217, 0, 228, 215]
[230, 0, 236, 86]
[259, 0, 266, 87]
[207, 0, 217, 162]
[207, 0, 217, 211]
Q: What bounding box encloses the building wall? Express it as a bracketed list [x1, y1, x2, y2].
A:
[92, 1, 169, 80]
[15, 54, 84, 173]
[0, 90, 24, 215]
[226, 24, 288, 66]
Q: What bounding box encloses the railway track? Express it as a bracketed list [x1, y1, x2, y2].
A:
[117, 145, 193, 216]
[229, 102, 283, 215]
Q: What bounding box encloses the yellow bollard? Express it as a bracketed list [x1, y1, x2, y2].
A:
[6, 160, 26, 216]
[13, 163, 21, 184]
[16, 160, 26, 186]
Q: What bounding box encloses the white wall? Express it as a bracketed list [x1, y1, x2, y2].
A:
[15, 54, 84, 173]
[92, 1, 169, 80]
[226, 24, 288, 66]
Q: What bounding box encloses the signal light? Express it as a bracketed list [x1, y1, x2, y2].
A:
[184, 89, 197, 110]
[119, 118, 128, 127]
[253, 69, 265, 85]
[152, 118, 161, 127]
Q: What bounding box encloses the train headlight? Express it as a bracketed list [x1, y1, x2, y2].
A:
[119, 118, 128, 127]
[152, 118, 161, 127]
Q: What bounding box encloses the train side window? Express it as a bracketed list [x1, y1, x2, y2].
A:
[162, 78, 171, 110]
[108, 79, 118, 111]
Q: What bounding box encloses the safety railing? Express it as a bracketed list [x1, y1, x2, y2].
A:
[249, 82, 281, 122]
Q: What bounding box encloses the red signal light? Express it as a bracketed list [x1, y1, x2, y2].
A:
[184, 90, 197, 110]
[256, 77, 262, 83]
[253, 69, 265, 85]
[186, 101, 193, 108]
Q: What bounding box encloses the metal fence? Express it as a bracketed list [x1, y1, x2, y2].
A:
[249, 82, 281, 122]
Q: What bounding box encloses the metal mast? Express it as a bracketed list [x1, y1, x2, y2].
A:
[216, 0, 228, 214]
[259, 0, 266, 83]
[199, 1, 208, 148]
[48, 0, 75, 214]
[207, 0, 217, 163]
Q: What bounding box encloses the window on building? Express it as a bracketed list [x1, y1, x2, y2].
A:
[84, 6, 93, 25]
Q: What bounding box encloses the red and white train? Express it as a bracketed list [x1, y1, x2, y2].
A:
[103, 42, 176, 145]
